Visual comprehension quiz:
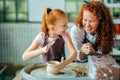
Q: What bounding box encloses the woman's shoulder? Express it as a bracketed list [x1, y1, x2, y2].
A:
[71, 24, 84, 33]
[70, 24, 85, 35]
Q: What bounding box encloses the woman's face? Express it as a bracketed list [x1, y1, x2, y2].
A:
[82, 10, 99, 34]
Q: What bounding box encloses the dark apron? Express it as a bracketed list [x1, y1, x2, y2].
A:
[42, 35, 65, 62]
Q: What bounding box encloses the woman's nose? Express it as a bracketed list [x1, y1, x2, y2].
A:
[86, 21, 90, 27]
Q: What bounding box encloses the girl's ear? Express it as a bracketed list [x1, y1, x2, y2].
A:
[49, 24, 54, 31]
[51, 26, 54, 31]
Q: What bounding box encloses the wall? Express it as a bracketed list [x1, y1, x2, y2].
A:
[28, 0, 65, 22]
[0, 23, 41, 65]
[0, 23, 73, 66]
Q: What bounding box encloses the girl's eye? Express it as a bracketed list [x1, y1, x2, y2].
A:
[62, 25, 66, 27]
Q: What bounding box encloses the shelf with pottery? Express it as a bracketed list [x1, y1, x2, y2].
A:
[116, 35, 120, 40]
[112, 48, 120, 56]
[105, 3, 120, 8]
[114, 19, 120, 24]
[104, 0, 120, 24]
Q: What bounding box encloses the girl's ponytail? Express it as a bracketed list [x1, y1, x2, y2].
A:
[41, 7, 52, 34]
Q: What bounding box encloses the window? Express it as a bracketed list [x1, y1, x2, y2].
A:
[65, 0, 84, 22]
[0, 0, 28, 22]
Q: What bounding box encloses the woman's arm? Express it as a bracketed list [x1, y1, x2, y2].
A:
[70, 25, 85, 61]
[70, 25, 84, 52]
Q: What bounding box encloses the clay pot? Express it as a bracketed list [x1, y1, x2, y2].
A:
[46, 61, 60, 75]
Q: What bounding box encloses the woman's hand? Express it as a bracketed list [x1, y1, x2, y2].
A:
[80, 43, 90, 55]
[79, 42, 96, 60]
[86, 43, 96, 54]
[80, 42, 95, 55]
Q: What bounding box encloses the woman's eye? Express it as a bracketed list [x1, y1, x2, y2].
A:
[83, 19, 87, 22]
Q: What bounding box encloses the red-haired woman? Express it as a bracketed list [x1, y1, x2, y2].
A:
[70, 1, 116, 62]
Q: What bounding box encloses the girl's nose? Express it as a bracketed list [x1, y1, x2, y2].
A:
[67, 25, 68, 29]
[66, 25, 68, 30]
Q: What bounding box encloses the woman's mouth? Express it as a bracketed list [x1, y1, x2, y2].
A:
[86, 28, 91, 31]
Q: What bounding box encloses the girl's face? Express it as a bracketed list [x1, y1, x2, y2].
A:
[54, 16, 68, 35]
[82, 10, 99, 34]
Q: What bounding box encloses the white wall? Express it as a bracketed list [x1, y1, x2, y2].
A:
[28, 0, 65, 22]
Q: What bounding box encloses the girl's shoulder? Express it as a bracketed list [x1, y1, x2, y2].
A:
[36, 32, 45, 39]
[34, 32, 46, 46]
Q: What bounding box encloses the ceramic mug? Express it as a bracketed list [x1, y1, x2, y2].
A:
[46, 61, 60, 75]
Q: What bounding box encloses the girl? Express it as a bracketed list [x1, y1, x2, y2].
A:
[22, 7, 77, 70]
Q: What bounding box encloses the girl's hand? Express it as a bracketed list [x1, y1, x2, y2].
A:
[42, 41, 55, 53]
[54, 57, 66, 71]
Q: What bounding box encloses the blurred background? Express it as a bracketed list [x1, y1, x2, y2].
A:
[0, 0, 120, 80]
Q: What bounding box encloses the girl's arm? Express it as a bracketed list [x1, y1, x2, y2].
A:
[22, 38, 55, 61]
[55, 32, 77, 70]
[64, 32, 77, 64]
[22, 39, 45, 61]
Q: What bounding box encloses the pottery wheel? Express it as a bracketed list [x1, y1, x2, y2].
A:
[30, 67, 76, 78]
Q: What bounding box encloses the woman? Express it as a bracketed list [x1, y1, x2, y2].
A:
[70, 1, 116, 62]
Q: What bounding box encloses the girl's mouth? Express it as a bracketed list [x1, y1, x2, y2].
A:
[63, 31, 65, 33]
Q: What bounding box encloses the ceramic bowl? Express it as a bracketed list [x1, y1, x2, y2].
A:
[47, 61, 60, 75]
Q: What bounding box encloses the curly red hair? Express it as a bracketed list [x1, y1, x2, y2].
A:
[75, 1, 116, 54]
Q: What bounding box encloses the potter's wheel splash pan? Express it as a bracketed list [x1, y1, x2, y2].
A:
[20, 62, 77, 80]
